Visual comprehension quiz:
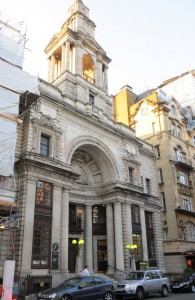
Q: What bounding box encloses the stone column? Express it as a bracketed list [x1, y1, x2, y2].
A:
[125, 203, 133, 269]
[140, 207, 148, 262]
[61, 187, 70, 273]
[74, 43, 82, 75]
[50, 54, 55, 82]
[65, 40, 70, 71]
[126, 204, 133, 245]
[61, 43, 66, 73]
[51, 185, 62, 251]
[114, 202, 124, 273]
[98, 61, 103, 88]
[85, 205, 93, 273]
[20, 178, 36, 273]
[48, 57, 51, 82]
[104, 66, 108, 92]
[106, 203, 115, 275]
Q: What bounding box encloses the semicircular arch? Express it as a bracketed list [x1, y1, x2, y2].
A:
[65, 136, 119, 183]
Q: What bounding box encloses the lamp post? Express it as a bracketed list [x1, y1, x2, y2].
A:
[126, 244, 137, 270]
[72, 239, 84, 275]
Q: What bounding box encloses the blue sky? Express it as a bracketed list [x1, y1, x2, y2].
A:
[1, 0, 195, 95]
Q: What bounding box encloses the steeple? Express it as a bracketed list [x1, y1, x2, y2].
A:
[44, 0, 112, 119]
[64, 0, 96, 38]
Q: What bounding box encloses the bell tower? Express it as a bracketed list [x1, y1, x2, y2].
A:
[44, 0, 112, 118]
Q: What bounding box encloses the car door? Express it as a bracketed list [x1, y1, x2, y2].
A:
[150, 271, 162, 292]
[73, 277, 96, 300]
[143, 271, 153, 293]
[93, 276, 110, 299]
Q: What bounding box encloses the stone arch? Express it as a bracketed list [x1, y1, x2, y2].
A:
[82, 54, 95, 83]
[65, 136, 119, 183]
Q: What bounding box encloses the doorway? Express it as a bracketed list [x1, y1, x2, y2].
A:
[68, 238, 77, 273]
[97, 240, 107, 272]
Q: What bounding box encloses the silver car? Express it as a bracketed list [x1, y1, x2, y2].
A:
[115, 270, 170, 300]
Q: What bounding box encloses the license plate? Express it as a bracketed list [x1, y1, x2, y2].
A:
[116, 288, 124, 291]
[173, 286, 180, 288]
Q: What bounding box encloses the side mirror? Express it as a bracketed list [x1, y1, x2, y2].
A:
[78, 285, 84, 289]
[145, 276, 150, 280]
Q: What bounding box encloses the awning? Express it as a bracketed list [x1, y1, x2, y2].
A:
[183, 250, 195, 257]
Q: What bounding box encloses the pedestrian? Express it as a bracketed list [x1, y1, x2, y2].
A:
[81, 265, 90, 276]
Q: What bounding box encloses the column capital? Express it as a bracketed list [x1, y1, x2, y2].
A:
[62, 185, 72, 191]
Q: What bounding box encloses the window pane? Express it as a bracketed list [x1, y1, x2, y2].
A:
[32, 218, 51, 268]
[35, 180, 52, 207]
[40, 135, 49, 156]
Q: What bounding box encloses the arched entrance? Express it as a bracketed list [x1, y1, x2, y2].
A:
[67, 142, 118, 273]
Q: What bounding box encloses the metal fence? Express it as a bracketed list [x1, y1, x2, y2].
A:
[15, 274, 52, 298]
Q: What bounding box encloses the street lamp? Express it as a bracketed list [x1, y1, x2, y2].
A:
[126, 244, 137, 270]
[72, 239, 85, 275]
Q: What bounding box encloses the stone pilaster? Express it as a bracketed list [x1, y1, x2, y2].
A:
[114, 201, 124, 273]
[85, 204, 93, 273]
[50, 54, 55, 82]
[106, 203, 115, 274]
[140, 207, 148, 262]
[65, 40, 70, 71]
[61, 43, 66, 73]
[60, 187, 70, 273]
[20, 178, 36, 273]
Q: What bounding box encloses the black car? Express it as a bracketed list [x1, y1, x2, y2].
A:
[37, 276, 114, 300]
[170, 273, 195, 293]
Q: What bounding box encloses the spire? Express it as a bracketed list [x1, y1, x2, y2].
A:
[67, 0, 96, 38]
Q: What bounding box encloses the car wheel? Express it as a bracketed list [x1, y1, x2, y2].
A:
[104, 291, 113, 300]
[161, 285, 168, 297]
[191, 284, 195, 293]
[61, 295, 71, 300]
[135, 287, 144, 300]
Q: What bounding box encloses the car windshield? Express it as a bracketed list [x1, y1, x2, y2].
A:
[59, 277, 81, 288]
[125, 272, 145, 280]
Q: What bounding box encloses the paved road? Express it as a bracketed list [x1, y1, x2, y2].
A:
[137, 291, 195, 299]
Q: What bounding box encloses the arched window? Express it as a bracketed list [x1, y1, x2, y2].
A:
[176, 146, 185, 162]
[171, 122, 176, 136]
[82, 54, 95, 84]
[185, 222, 195, 241]
[172, 105, 177, 115]
[177, 126, 182, 139]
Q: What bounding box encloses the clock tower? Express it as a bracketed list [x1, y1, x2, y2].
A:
[44, 0, 112, 119]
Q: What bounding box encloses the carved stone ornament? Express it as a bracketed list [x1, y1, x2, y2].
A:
[32, 127, 39, 150]
[123, 149, 141, 165]
[71, 150, 92, 185]
[31, 116, 61, 132]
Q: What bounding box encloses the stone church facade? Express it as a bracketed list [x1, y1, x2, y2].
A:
[11, 0, 165, 284]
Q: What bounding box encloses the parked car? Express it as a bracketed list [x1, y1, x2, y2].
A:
[170, 273, 195, 293]
[37, 276, 114, 300]
[115, 270, 170, 300]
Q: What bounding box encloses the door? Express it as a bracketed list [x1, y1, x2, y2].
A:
[97, 240, 107, 272]
[68, 238, 77, 273]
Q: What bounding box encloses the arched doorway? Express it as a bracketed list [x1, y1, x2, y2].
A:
[67, 143, 118, 273]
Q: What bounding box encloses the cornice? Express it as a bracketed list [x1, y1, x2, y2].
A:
[15, 152, 79, 180]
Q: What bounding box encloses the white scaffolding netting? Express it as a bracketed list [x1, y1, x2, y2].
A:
[0, 118, 17, 176]
[0, 12, 39, 177]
